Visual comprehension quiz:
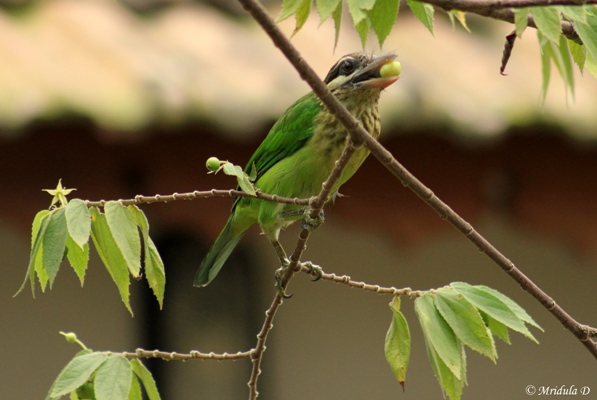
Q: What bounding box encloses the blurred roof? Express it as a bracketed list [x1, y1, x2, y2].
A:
[1, 0, 597, 140]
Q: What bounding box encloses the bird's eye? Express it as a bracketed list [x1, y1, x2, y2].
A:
[339, 59, 356, 75]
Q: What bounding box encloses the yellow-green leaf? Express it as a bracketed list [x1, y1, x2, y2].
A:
[90, 207, 132, 315]
[130, 359, 161, 400]
[384, 296, 410, 386]
[531, 7, 562, 44]
[65, 199, 91, 249]
[43, 208, 68, 288]
[66, 235, 89, 286]
[347, 0, 376, 25]
[370, 0, 399, 47]
[514, 8, 529, 37]
[94, 355, 132, 400]
[105, 201, 142, 278]
[407, 0, 434, 35]
[316, 0, 341, 22]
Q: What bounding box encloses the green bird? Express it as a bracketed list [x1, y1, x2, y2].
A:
[194, 52, 400, 287]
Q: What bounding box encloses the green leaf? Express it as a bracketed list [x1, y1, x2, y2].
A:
[451, 282, 538, 343]
[316, 0, 341, 22]
[29, 210, 51, 294]
[407, 0, 434, 35]
[128, 374, 142, 400]
[556, 5, 587, 24]
[514, 8, 529, 37]
[65, 199, 91, 249]
[450, 10, 469, 33]
[568, 39, 586, 72]
[105, 201, 142, 278]
[543, 35, 575, 101]
[292, 0, 312, 36]
[355, 17, 370, 48]
[130, 359, 161, 400]
[66, 235, 89, 286]
[237, 173, 257, 196]
[415, 293, 461, 379]
[90, 207, 132, 315]
[573, 8, 597, 66]
[332, 0, 342, 50]
[584, 50, 597, 78]
[480, 310, 510, 344]
[538, 31, 551, 104]
[278, 0, 306, 21]
[435, 287, 496, 362]
[128, 205, 165, 309]
[347, 0, 376, 25]
[531, 7, 562, 44]
[384, 297, 410, 386]
[475, 285, 543, 332]
[24, 210, 52, 296]
[95, 355, 132, 400]
[43, 208, 68, 288]
[49, 352, 107, 398]
[369, 0, 399, 48]
[425, 342, 464, 400]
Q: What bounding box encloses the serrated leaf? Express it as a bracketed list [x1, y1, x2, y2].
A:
[292, 0, 312, 36]
[248, 162, 257, 182]
[514, 8, 529, 37]
[65, 199, 91, 249]
[90, 207, 132, 315]
[128, 374, 142, 400]
[95, 355, 132, 400]
[21, 210, 52, 296]
[435, 287, 496, 362]
[30, 210, 51, 293]
[584, 50, 597, 78]
[385, 297, 410, 386]
[128, 206, 165, 309]
[130, 359, 161, 400]
[347, 0, 376, 25]
[355, 17, 370, 48]
[543, 35, 575, 101]
[66, 235, 89, 286]
[539, 31, 551, 104]
[568, 39, 586, 72]
[532, 7, 562, 44]
[415, 293, 461, 379]
[480, 310, 510, 344]
[475, 285, 543, 332]
[451, 282, 538, 343]
[316, 0, 341, 22]
[424, 334, 464, 400]
[44, 208, 68, 288]
[556, 5, 587, 24]
[49, 352, 107, 398]
[573, 8, 597, 65]
[332, 0, 343, 50]
[450, 10, 469, 33]
[369, 0, 399, 47]
[105, 201, 142, 278]
[407, 0, 434, 35]
[222, 162, 237, 177]
[278, 0, 306, 22]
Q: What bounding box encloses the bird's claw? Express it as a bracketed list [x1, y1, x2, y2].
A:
[275, 258, 293, 298]
[301, 208, 325, 231]
[303, 261, 323, 281]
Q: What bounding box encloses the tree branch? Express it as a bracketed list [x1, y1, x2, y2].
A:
[420, 0, 582, 42]
[238, 0, 597, 367]
[83, 189, 310, 208]
[119, 348, 253, 361]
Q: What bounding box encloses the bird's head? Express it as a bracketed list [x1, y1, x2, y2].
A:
[323, 53, 400, 93]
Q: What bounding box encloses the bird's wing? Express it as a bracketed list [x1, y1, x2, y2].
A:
[245, 93, 321, 181]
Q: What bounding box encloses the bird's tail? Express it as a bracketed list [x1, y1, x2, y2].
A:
[194, 217, 245, 287]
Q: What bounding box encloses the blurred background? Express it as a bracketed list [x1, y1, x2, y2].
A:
[2, 0, 597, 398]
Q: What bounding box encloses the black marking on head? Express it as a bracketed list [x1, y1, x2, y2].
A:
[323, 53, 372, 85]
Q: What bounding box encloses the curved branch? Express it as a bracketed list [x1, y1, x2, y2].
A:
[238, 0, 597, 364]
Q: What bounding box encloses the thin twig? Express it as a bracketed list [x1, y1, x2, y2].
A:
[246, 143, 357, 399]
[298, 263, 424, 297]
[83, 189, 310, 208]
[238, 0, 597, 365]
[117, 348, 254, 361]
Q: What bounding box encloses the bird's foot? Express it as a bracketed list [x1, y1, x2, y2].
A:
[275, 258, 293, 299]
[301, 208, 325, 231]
[303, 261, 323, 281]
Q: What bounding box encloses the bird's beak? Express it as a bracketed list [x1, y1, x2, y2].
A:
[352, 53, 399, 89]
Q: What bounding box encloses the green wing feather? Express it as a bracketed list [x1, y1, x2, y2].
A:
[244, 93, 321, 182]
